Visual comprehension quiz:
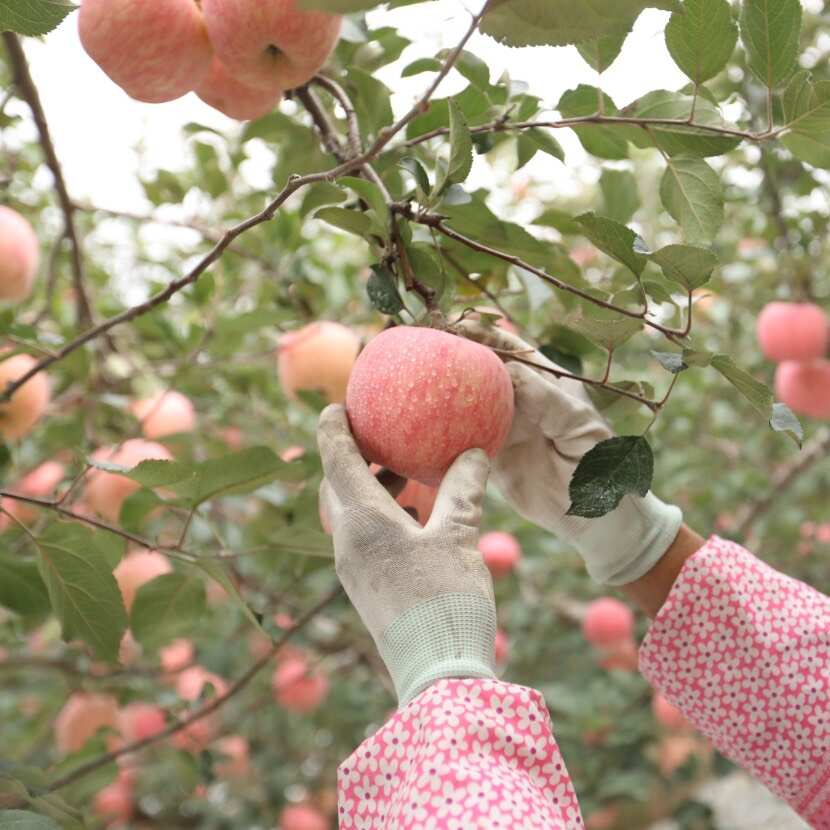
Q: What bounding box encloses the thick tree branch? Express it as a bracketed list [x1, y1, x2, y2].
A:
[2, 33, 93, 327]
[42, 585, 343, 795]
[735, 428, 830, 538]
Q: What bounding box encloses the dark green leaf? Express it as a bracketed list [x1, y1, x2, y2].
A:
[539, 345, 583, 376]
[781, 73, 830, 169]
[665, 0, 737, 84]
[345, 68, 394, 134]
[399, 157, 431, 197]
[34, 525, 127, 662]
[659, 158, 723, 243]
[0, 0, 76, 36]
[436, 99, 473, 192]
[314, 207, 372, 237]
[567, 436, 654, 518]
[576, 25, 631, 73]
[367, 266, 404, 314]
[711, 354, 772, 418]
[558, 86, 629, 160]
[0, 555, 50, 620]
[648, 244, 718, 289]
[131, 573, 206, 652]
[576, 213, 647, 277]
[739, 0, 802, 90]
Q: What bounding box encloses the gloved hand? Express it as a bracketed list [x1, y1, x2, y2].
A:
[317, 404, 496, 706]
[456, 321, 683, 586]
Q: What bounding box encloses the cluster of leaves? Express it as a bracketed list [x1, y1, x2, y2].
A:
[1, 1, 829, 828]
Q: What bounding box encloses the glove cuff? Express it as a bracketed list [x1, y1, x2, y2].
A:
[570, 492, 683, 586]
[379, 593, 496, 707]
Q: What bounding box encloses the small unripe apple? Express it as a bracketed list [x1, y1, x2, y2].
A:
[85, 439, 173, 522]
[0, 206, 39, 302]
[131, 390, 196, 439]
[196, 57, 282, 120]
[278, 803, 329, 830]
[278, 322, 360, 404]
[93, 769, 134, 823]
[652, 693, 691, 732]
[273, 656, 329, 713]
[346, 327, 514, 486]
[54, 693, 119, 754]
[477, 531, 521, 578]
[582, 598, 634, 648]
[113, 550, 172, 612]
[1, 460, 65, 525]
[78, 0, 212, 103]
[160, 638, 194, 676]
[756, 302, 829, 362]
[775, 360, 830, 419]
[118, 702, 167, 743]
[494, 628, 509, 665]
[0, 354, 50, 441]
[215, 735, 250, 778]
[201, 0, 341, 92]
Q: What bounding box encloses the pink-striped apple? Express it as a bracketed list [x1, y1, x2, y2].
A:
[85, 439, 173, 521]
[54, 693, 119, 754]
[93, 769, 134, 823]
[273, 655, 329, 713]
[0, 354, 50, 441]
[201, 0, 341, 92]
[215, 735, 250, 778]
[113, 550, 172, 612]
[196, 57, 282, 120]
[652, 693, 691, 731]
[131, 390, 196, 439]
[775, 360, 830, 419]
[345, 327, 514, 486]
[78, 0, 212, 103]
[0, 206, 39, 302]
[278, 802, 329, 830]
[582, 598, 634, 648]
[1, 460, 65, 525]
[477, 531, 521, 578]
[756, 302, 828, 362]
[278, 322, 360, 404]
[118, 702, 167, 743]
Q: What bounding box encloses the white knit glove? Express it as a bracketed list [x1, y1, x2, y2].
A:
[317, 404, 496, 706]
[457, 322, 683, 586]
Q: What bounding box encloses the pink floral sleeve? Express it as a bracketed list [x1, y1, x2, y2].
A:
[640, 535, 830, 829]
[337, 677, 585, 829]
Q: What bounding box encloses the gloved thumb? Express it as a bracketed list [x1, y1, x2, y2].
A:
[427, 448, 490, 547]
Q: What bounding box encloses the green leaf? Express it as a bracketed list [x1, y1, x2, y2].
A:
[0, 555, 50, 620]
[399, 157, 431, 198]
[659, 158, 723, 244]
[195, 559, 265, 634]
[648, 243, 718, 289]
[436, 99, 473, 193]
[576, 25, 631, 73]
[576, 213, 647, 277]
[338, 177, 389, 229]
[711, 354, 772, 418]
[131, 573, 206, 652]
[781, 73, 830, 169]
[739, 0, 802, 90]
[770, 402, 803, 448]
[314, 206, 372, 238]
[651, 351, 688, 373]
[532, 208, 583, 235]
[0, 0, 76, 36]
[480, 0, 681, 48]
[299, 182, 346, 217]
[523, 128, 565, 162]
[599, 169, 639, 223]
[345, 68, 394, 135]
[665, 0, 738, 84]
[34, 525, 127, 662]
[366, 266, 404, 314]
[558, 86, 629, 160]
[569, 304, 644, 351]
[682, 347, 713, 367]
[567, 436, 654, 518]
[401, 57, 443, 77]
[0, 811, 61, 830]
[445, 50, 490, 89]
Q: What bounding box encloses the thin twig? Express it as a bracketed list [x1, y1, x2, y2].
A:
[43, 585, 343, 794]
[3, 33, 93, 327]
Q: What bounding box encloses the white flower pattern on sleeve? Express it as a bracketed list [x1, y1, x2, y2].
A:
[338, 678, 584, 829]
[639, 536, 830, 830]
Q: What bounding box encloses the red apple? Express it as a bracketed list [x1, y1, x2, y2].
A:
[79, 0, 212, 103]
[201, 0, 341, 92]
[215, 735, 250, 778]
[756, 302, 828, 362]
[273, 656, 329, 713]
[278, 803, 329, 830]
[131, 390, 195, 439]
[278, 322, 360, 404]
[775, 360, 830, 419]
[582, 598, 634, 648]
[113, 550, 172, 613]
[196, 57, 283, 120]
[85, 439, 173, 522]
[0, 206, 39, 302]
[345, 327, 514, 486]
[494, 628, 509, 665]
[0, 354, 50, 441]
[1, 460, 65, 525]
[54, 693, 119, 754]
[477, 531, 521, 578]
[160, 638, 194, 676]
[118, 702, 167, 743]
[652, 693, 691, 732]
[176, 665, 229, 702]
[93, 769, 134, 824]
[597, 638, 639, 672]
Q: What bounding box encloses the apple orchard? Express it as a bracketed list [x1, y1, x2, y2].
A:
[0, 0, 829, 828]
